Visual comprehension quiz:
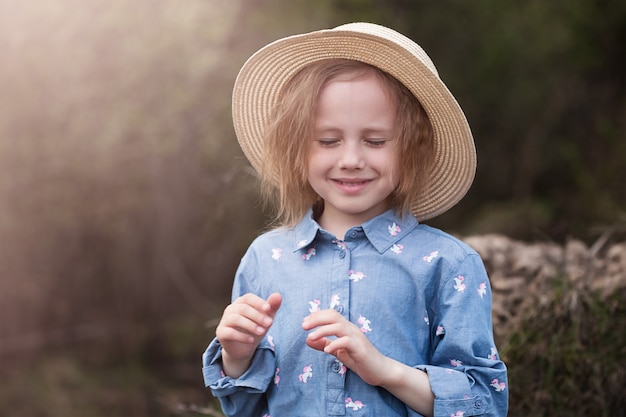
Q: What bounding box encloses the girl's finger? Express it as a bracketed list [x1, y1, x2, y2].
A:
[236, 293, 272, 312]
[228, 302, 274, 328]
[265, 292, 283, 314]
[302, 308, 345, 330]
[304, 335, 330, 352]
[216, 325, 256, 344]
[306, 322, 347, 341]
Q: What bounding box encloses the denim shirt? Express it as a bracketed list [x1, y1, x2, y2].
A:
[203, 210, 508, 417]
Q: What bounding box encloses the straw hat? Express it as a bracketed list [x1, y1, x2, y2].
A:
[232, 22, 476, 221]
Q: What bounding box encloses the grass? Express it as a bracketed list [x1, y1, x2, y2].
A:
[500, 274, 626, 417]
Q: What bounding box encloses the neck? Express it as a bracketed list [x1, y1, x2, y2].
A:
[316, 209, 370, 240]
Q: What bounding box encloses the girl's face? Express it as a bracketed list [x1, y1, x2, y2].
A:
[308, 73, 400, 233]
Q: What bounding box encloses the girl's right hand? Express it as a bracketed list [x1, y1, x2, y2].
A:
[215, 292, 282, 378]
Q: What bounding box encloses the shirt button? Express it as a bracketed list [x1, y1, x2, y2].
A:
[338, 251, 346, 259]
[332, 362, 342, 372]
[349, 231, 358, 238]
[334, 305, 343, 313]
[474, 400, 483, 409]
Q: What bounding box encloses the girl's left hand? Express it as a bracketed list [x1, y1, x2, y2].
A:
[302, 309, 391, 386]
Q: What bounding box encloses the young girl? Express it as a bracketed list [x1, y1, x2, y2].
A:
[203, 23, 508, 417]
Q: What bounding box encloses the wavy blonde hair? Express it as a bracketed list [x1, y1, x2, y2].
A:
[260, 58, 435, 228]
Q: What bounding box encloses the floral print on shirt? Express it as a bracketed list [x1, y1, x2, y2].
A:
[423, 250, 439, 262]
[298, 364, 313, 383]
[203, 209, 508, 416]
[345, 397, 365, 410]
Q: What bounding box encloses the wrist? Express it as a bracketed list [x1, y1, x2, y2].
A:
[376, 356, 406, 388]
[221, 348, 253, 379]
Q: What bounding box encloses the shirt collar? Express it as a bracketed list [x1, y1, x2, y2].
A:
[361, 209, 419, 253]
[292, 209, 419, 254]
[292, 210, 320, 252]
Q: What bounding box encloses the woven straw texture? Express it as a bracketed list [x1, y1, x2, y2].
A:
[232, 22, 476, 221]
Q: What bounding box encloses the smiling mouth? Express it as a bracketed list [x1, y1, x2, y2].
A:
[335, 179, 370, 186]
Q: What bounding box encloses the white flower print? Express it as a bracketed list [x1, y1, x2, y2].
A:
[330, 294, 341, 310]
[388, 222, 401, 236]
[436, 325, 445, 336]
[453, 275, 466, 293]
[345, 397, 365, 410]
[271, 248, 283, 261]
[490, 378, 507, 392]
[477, 282, 487, 298]
[298, 364, 313, 383]
[297, 239, 308, 249]
[423, 250, 439, 262]
[302, 247, 316, 260]
[348, 270, 366, 282]
[450, 359, 463, 367]
[274, 367, 280, 385]
[358, 315, 372, 333]
[390, 244, 404, 254]
[308, 299, 321, 313]
[488, 347, 498, 361]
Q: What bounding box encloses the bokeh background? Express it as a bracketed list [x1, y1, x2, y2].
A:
[0, 0, 624, 416]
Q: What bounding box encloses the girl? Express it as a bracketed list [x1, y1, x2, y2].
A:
[203, 23, 508, 417]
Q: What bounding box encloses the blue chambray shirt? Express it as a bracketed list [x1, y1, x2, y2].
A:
[203, 209, 508, 417]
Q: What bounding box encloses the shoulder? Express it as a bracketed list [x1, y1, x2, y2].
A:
[404, 224, 487, 279]
[246, 226, 295, 253]
[410, 223, 478, 258]
[236, 227, 298, 278]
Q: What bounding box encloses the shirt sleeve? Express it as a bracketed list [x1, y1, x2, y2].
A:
[418, 253, 509, 417]
[202, 337, 275, 416]
[201, 247, 276, 417]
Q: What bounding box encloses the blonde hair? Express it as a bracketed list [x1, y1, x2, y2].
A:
[261, 58, 435, 227]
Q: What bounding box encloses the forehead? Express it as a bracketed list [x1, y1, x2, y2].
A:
[317, 74, 396, 113]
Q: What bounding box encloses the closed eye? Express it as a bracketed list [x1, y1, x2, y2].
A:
[316, 138, 340, 147]
[365, 138, 388, 147]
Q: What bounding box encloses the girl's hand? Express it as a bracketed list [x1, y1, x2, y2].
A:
[216, 292, 282, 378]
[303, 309, 435, 416]
[302, 309, 390, 386]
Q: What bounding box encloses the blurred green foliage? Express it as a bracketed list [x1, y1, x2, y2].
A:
[321, 0, 626, 240]
[501, 276, 626, 416]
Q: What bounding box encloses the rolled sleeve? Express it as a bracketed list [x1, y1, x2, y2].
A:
[423, 253, 508, 417]
[202, 338, 276, 416]
[202, 338, 276, 396]
[416, 365, 487, 416]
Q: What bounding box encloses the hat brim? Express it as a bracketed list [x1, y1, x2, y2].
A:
[232, 22, 476, 221]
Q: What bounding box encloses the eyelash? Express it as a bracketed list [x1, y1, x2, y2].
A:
[317, 139, 339, 147]
[316, 139, 388, 147]
[366, 139, 387, 147]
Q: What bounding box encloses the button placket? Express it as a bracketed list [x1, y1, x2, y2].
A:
[327, 238, 353, 415]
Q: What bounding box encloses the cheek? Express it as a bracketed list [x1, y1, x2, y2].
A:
[382, 151, 401, 183]
[305, 153, 324, 186]
[305, 154, 317, 178]
[387, 169, 401, 191]
[307, 149, 329, 174]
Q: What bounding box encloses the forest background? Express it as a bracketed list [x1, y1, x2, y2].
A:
[0, 0, 624, 416]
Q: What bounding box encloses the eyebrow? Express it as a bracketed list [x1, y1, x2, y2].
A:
[314, 127, 394, 135]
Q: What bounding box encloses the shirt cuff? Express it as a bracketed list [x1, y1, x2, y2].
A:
[417, 365, 487, 417]
[202, 338, 276, 398]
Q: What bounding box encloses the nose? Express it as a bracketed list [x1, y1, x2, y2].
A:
[338, 141, 365, 170]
